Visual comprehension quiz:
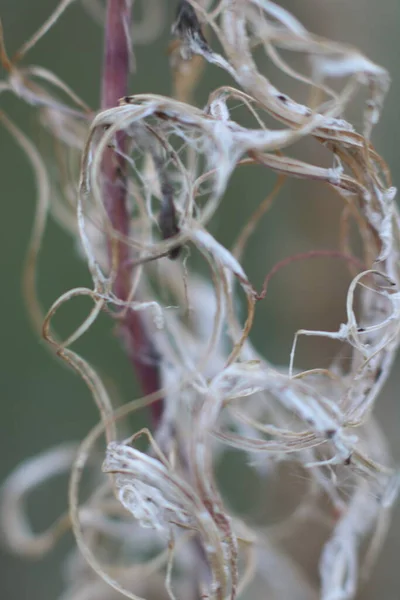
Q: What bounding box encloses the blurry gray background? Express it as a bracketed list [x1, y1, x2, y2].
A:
[0, 1, 400, 598]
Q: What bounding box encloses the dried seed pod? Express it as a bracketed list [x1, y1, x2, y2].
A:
[172, 0, 210, 59]
[158, 179, 182, 260]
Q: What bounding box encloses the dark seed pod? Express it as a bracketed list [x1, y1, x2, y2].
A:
[172, 0, 210, 56]
[158, 180, 181, 260]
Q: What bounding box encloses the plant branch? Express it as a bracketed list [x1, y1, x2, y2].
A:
[101, 0, 163, 425]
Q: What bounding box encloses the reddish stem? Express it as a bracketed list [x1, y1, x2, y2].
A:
[101, 0, 163, 425]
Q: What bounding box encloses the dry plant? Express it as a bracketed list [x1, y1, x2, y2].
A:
[1, 1, 400, 599]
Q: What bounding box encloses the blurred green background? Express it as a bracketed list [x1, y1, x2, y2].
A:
[0, 1, 400, 598]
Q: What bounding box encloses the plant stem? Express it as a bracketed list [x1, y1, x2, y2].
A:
[101, 0, 163, 425]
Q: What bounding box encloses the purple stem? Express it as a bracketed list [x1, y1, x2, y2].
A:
[101, 0, 163, 425]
